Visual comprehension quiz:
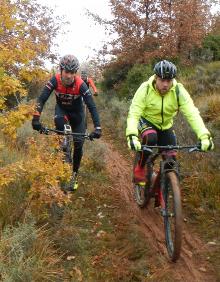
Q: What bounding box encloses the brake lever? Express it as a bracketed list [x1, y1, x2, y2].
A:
[142, 147, 153, 154]
[88, 134, 94, 141]
[189, 147, 200, 153]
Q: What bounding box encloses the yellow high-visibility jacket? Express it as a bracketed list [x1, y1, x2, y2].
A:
[126, 75, 210, 139]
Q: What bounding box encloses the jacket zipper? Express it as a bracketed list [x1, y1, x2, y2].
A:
[160, 96, 164, 129]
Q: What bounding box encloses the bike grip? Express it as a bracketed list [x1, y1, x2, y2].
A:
[39, 127, 44, 134]
[40, 126, 48, 135]
[197, 141, 202, 150]
[88, 134, 94, 141]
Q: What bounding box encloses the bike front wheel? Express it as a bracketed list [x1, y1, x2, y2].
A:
[134, 183, 149, 208]
[163, 171, 182, 262]
[63, 135, 73, 164]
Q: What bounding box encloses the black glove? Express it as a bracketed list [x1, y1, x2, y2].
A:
[32, 115, 42, 131]
[90, 127, 102, 139]
[94, 92, 98, 96]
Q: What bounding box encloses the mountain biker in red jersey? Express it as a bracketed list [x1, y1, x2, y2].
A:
[31, 54, 102, 191]
[81, 70, 98, 96]
[126, 60, 214, 185]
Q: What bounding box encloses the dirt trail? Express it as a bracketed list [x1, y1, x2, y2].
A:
[103, 141, 216, 282]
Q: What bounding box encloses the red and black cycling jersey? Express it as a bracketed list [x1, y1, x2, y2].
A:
[36, 73, 100, 127]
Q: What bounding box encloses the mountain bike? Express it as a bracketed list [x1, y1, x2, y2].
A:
[133, 144, 200, 262]
[40, 125, 92, 192]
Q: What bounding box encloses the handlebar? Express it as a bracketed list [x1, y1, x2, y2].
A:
[40, 126, 93, 140]
[140, 144, 201, 153]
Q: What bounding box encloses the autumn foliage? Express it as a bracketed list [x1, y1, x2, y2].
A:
[0, 135, 71, 216]
[0, 0, 63, 111]
[92, 0, 216, 65]
[0, 1, 69, 220]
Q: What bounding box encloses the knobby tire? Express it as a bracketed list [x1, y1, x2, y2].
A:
[163, 171, 182, 262]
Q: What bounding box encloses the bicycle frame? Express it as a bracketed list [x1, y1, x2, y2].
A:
[142, 145, 199, 205]
[148, 154, 179, 208]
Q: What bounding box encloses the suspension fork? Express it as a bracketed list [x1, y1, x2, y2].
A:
[159, 158, 180, 210]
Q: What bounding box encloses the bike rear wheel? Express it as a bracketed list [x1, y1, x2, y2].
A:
[163, 171, 182, 262]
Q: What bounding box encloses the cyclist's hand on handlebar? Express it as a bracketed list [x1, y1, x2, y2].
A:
[127, 135, 141, 151]
[39, 127, 49, 134]
[32, 115, 42, 131]
[199, 135, 214, 151]
[90, 127, 102, 139]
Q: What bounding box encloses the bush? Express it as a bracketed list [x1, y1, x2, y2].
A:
[97, 94, 130, 143]
[100, 62, 131, 92]
[202, 94, 220, 129]
[202, 34, 220, 61]
[117, 64, 153, 99]
[186, 61, 220, 96]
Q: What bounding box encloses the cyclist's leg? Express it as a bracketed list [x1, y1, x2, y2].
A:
[54, 104, 69, 131]
[69, 111, 85, 174]
[138, 117, 158, 166]
[65, 112, 85, 191]
[54, 105, 70, 153]
[158, 128, 177, 167]
[133, 117, 158, 183]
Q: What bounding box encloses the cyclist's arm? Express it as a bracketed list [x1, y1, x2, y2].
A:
[88, 78, 97, 93]
[35, 76, 57, 114]
[126, 82, 149, 137]
[80, 83, 101, 127]
[178, 84, 210, 139]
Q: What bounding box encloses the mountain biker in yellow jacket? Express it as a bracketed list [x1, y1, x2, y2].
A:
[126, 60, 214, 184]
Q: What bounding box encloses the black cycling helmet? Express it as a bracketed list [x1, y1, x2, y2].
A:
[81, 70, 88, 80]
[59, 54, 79, 72]
[153, 60, 177, 79]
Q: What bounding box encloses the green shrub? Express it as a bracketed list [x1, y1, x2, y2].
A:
[117, 63, 153, 99]
[97, 94, 129, 144]
[202, 34, 220, 61]
[100, 62, 131, 92]
[186, 61, 220, 96]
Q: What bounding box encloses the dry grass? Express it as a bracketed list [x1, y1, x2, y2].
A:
[202, 94, 220, 128]
[0, 218, 62, 281]
[48, 165, 160, 282]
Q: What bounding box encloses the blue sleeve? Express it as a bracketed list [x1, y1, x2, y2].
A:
[36, 76, 57, 113]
